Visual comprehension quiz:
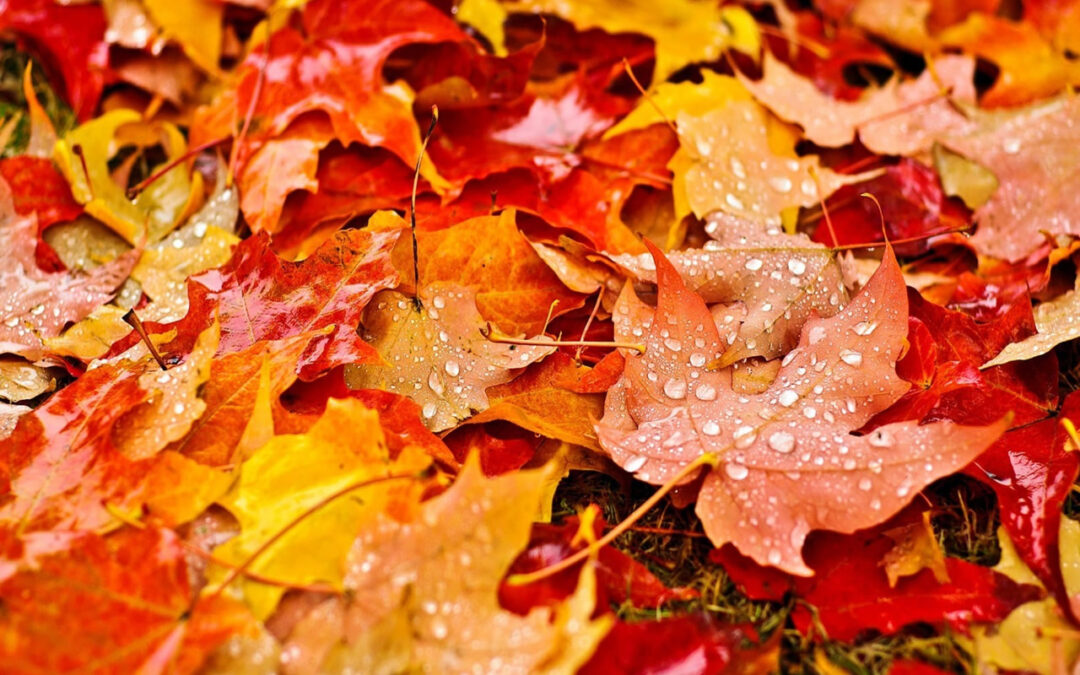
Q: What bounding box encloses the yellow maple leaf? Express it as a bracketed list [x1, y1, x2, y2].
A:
[209, 398, 431, 619]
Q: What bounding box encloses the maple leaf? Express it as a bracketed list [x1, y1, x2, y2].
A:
[501, 507, 697, 614]
[0, 0, 111, 120]
[971, 524, 1080, 673]
[54, 110, 204, 244]
[408, 209, 585, 335]
[675, 100, 878, 225]
[504, 0, 759, 82]
[0, 527, 253, 674]
[0, 156, 81, 230]
[238, 115, 336, 237]
[345, 285, 554, 432]
[739, 53, 977, 155]
[228, 0, 465, 178]
[145, 226, 401, 380]
[210, 398, 430, 619]
[968, 391, 1080, 614]
[166, 332, 316, 467]
[466, 351, 607, 450]
[141, 0, 223, 74]
[581, 614, 777, 675]
[868, 287, 1058, 429]
[312, 456, 612, 672]
[0, 177, 135, 356]
[939, 96, 1080, 261]
[938, 13, 1080, 108]
[816, 158, 973, 257]
[0, 324, 218, 536]
[613, 212, 853, 364]
[596, 241, 1007, 574]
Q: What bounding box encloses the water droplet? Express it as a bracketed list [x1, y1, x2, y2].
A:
[778, 389, 799, 407]
[431, 619, 448, 639]
[625, 455, 647, 472]
[663, 378, 687, 399]
[725, 462, 749, 480]
[444, 360, 460, 376]
[690, 353, 707, 368]
[840, 350, 863, 367]
[695, 383, 717, 401]
[702, 420, 721, 436]
[803, 406, 816, 419]
[664, 338, 682, 352]
[897, 484, 910, 498]
[768, 431, 795, 454]
[858, 478, 872, 491]
[427, 370, 444, 396]
[767, 550, 782, 565]
[422, 402, 438, 419]
[808, 325, 826, 344]
[726, 193, 745, 210]
[854, 321, 878, 336]
[173, 402, 185, 415]
[787, 259, 806, 275]
[733, 425, 756, 448]
[432, 296, 446, 309]
[768, 176, 792, 193]
[730, 156, 747, 179]
[842, 458, 856, 470]
[745, 258, 763, 271]
[1003, 138, 1021, 154]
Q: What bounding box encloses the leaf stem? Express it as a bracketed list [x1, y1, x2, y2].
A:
[480, 323, 645, 354]
[410, 106, 439, 311]
[123, 309, 169, 371]
[126, 136, 230, 199]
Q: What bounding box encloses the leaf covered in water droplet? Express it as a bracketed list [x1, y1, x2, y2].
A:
[613, 211, 853, 364]
[278, 455, 611, 673]
[674, 99, 879, 226]
[0, 177, 136, 357]
[345, 285, 554, 432]
[596, 240, 1007, 574]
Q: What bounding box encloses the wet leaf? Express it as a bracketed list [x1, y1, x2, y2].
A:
[597, 241, 1007, 574]
[345, 285, 553, 432]
[211, 398, 430, 619]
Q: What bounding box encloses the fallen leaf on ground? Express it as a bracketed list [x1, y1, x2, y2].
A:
[345, 285, 554, 432]
[597, 241, 1007, 574]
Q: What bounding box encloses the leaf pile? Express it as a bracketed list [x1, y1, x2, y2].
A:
[2, 0, 1080, 673]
